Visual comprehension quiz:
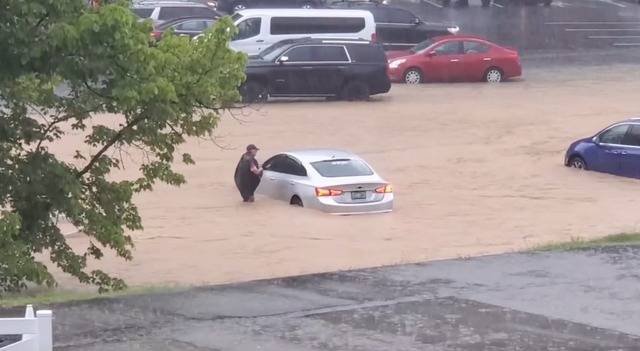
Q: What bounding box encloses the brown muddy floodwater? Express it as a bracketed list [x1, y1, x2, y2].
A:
[48, 64, 640, 289]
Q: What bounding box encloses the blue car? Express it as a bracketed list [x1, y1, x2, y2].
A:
[565, 118, 640, 178]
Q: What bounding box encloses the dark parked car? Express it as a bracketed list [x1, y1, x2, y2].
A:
[328, 2, 459, 50]
[239, 38, 391, 102]
[435, 0, 551, 7]
[565, 118, 640, 179]
[214, 0, 324, 14]
[151, 16, 217, 41]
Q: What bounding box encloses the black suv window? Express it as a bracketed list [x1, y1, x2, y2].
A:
[387, 8, 416, 24]
[235, 18, 261, 40]
[432, 41, 461, 55]
[282, 45, 314, 62]
[463, 41, 491, 54]
[347, 43, 386, 63]
[263, 155, 307, 176]
[315, 45, 349, 62]
[598, 124, 630, 145]
[623, 125, 640, 147]
[132, 8, 154, 18]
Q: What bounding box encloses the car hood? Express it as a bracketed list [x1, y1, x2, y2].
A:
[386, 50, 413, 60]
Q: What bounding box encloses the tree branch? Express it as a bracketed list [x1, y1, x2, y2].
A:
[34, 12, 49, 29]
[75, 114, 147, 178]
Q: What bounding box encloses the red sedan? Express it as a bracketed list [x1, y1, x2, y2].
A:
[386, 35, 522, 84]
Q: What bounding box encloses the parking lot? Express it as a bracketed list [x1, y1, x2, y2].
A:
[41, 63, 640, 289]
[394, 0, 640, 51]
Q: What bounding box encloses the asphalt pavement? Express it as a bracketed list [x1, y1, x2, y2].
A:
[397, 0, 640, 57]
[2, 3, 640, 350]
[2, 246, 640, 350]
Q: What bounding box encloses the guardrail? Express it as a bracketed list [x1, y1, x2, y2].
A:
[0, 305, 53, 351]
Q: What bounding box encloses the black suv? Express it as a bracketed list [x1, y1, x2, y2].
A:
[328, 1, 459, 50]
[239, 38, 391, 103]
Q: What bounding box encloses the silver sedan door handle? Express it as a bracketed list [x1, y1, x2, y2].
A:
[289, 180, 295, 185]
[621, 150, 629, 154]
[269, 176, 275, 180]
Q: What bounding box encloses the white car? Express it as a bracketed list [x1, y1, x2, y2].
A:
[256, 149, 393, 215]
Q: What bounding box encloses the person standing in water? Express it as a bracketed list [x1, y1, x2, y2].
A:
[234, 144, 263, 202]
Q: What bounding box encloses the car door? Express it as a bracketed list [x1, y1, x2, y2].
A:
[258, 154, 287, 198]
[459, 41, 494, 82]
[272, 156, 309, 202]
[269, 45, 316, 96]
[388, 8, 422, 47]
[307, 45, 350, 95]
[593, 124, 631, 176]
[260, 155, 308, 202]
[618, 124, 640, 178]
[230, 17, 265, 55]
[369, 8, 401, 50]
[172, 19, 214, 39]
[424, 40, 463, 82]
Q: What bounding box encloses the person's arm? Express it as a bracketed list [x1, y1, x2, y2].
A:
[250, 162, 263, 175]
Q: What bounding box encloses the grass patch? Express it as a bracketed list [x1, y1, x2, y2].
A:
[0, 284, 184, 308]
[531, 232, 640, 251]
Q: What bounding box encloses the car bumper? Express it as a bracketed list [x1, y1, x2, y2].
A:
[387, 67, 405, 83]
[311, 194, 394, 215]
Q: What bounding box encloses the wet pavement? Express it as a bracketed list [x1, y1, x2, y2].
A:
[397, 0, 640, 55]
[3, 246, 640, 350]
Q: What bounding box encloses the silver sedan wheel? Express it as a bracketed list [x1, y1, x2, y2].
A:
[485, 69, 502, 83]
[404, 70, 422, 84]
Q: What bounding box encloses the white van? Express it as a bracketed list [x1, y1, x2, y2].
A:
[229, 9, 376, 56]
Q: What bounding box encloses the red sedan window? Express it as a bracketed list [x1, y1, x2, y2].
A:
[462, 41, 491, 54]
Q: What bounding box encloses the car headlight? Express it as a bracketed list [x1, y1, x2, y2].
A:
[388, 59, 406, 68]
[447, 26, 460, 34]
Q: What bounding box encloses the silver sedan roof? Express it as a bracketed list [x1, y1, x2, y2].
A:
[285, 149, 358, 164]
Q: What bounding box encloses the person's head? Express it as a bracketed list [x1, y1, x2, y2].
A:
[246, 144, 259, 156]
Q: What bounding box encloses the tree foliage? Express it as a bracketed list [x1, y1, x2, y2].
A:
[0, 0, 247, 293]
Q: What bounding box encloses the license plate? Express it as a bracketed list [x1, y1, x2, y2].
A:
[351, 191, 366, 200]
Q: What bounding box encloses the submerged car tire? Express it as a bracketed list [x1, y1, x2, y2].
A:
[341, 81, 370, 101]
[568, 156, 587, 170]
[484, 67, 503, 83]
[240, 81, 268, 104]
[290, 196, 304, 207]
[404, 68, 423, 84]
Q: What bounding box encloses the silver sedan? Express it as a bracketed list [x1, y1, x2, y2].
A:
[256, 149, 393, 215]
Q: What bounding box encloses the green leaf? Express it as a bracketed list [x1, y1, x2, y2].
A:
[0, 0, 247, 294]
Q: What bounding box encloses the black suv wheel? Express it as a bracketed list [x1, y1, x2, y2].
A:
[240, 81, 268, 103]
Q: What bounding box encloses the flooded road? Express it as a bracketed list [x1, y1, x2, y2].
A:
[48, 64, 640, 288]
